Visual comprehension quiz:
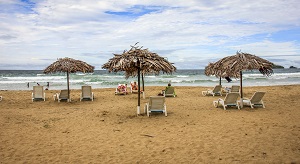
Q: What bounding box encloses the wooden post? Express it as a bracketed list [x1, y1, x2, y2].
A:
[67, 71, 70, 101]
[137, 58, 141, 115]
[240, 71, 243, 98]
[240, 71, 243, 108]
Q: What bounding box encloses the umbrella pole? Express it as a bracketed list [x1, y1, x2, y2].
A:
[142, 73, 145, 99]
[142, 73, 145, 91]
[240, 71, 243, 108]
[240, 71, 243, 98]
[67, 71, 70, 102]
[137, 59, 141, 115]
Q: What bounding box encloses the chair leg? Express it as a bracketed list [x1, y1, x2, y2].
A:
[164, 106, 167, 116]
[261, 101, 265, 108]
[213, 101, 218, 108]
[144, 104, 147, 114]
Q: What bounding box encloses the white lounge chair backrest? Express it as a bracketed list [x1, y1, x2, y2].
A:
[164, 87, 176, 97]
[202, 85, 222, 96]
[242, 91, 266, 108]
[55, 90, 70, 102]
[165, 87, 174, 95]
[230, 85, 240, 93]
[145, 96, 167, 117]
[32, 86, 45, 101]
[82, 86, 92, 98]
[59, 90, 69, 99]
[33, 86, 44, 99]
[149, 96, 165, 109]
[60, 90, 68, 98]
[224, 92, 240, 105]
[213, 85, 222, 93]
[81, 86, 93, 101]
[250, 91, 265, 104]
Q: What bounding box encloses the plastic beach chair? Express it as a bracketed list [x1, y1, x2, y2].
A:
[213, 92, 240, 110]
[202, 85, 222, 96]
[144, 96, 167, 117]
[32, 86, 46, 102]
[242, 91, 266, 108]
[80, 86, 94, 101]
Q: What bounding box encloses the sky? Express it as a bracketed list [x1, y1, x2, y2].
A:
[0, 0, 300, 70]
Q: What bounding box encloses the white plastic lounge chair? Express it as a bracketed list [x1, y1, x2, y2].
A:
[130, 81, 139, 93]
[213, 92, 240, 110]
[55, 90, 70, 102]
[80, 86, 94, 101]
[115, 84, 127, 95]
[130, 81, 145, 99]
[242, 91, 266, 108]
[144, 96, 167, 117]
[223, 85, 240, 94]
[202, 85, 222, 96]
[230, 85, 240, 94]
[32, 86, 46, 102]
[163, 87, 176, 97]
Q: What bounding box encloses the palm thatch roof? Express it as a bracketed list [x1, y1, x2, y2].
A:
[102, 43, 176, 78]
[205, 51, 274, 78]
[44, 57, 94, 74]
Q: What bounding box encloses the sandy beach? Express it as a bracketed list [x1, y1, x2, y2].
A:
[0, 85, 300, 163]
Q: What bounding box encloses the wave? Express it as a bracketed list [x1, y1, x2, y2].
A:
[1, 69, 300, 90]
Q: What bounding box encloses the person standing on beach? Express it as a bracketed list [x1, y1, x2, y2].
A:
[27, 82, 29, 88]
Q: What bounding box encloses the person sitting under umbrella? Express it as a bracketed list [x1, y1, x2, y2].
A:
[131, 81, 138, 90]
[117, 84, 127, 94]
[158, 82, 176, 96]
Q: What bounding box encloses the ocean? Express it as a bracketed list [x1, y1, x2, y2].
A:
[0, 69, 299, 91]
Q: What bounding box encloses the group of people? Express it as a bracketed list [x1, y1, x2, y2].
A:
[116, 82, 140, 94]
[116, 81, 175, 96]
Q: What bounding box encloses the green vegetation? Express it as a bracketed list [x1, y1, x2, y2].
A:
[272, 64, 284, 69]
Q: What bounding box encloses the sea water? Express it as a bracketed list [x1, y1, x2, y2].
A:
[0, 69, 299, 90]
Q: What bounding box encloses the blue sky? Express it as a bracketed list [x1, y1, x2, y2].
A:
[0, 0, 300, 70]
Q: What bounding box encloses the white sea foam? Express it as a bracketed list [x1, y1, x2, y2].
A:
[0, 69, 299, 90]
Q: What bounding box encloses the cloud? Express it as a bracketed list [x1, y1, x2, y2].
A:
[0, 0, 300, 69]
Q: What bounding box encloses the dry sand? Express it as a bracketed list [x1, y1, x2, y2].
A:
[0, 85, 300, 163]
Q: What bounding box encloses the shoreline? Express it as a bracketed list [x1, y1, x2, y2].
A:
[1, 69, 300, 91]
[1, 85, 300, 163]
[1, 83, 300, 91]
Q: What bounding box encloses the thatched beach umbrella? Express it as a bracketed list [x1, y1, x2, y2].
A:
[44, 57, 95, 100]
[205, 62, 233, 85]
[102, 43, 176, 115]
[205, 51, 274, 99]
